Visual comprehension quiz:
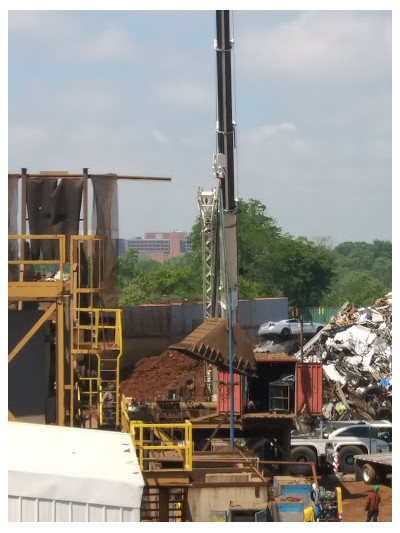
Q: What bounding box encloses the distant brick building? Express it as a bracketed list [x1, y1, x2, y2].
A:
[117, 232, 191, 262]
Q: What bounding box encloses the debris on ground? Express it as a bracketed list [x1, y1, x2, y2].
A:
[120, 350, 207, 403]
[296, 293, 392, 421]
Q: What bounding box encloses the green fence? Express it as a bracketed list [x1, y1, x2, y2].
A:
[298, 307, 339, 324]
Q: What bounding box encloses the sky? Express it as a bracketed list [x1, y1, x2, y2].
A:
[7, 2, 395, 246]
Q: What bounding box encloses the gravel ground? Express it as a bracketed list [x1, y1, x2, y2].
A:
[321, 475, 392, 522]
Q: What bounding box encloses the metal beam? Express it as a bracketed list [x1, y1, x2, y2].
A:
[8, 303, 56, 364]
[55, 297, 65, 426]
[9, 172, 171, 181]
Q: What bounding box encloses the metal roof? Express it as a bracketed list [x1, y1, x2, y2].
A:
[8, 421, 144, 509]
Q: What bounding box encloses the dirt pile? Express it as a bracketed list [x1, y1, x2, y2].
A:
[120, 350, 207, 403]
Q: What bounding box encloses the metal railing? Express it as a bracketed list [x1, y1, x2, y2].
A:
[8, 234, 66, 293]
[130, 420, 193, 471]
[71, 307, 122, 351]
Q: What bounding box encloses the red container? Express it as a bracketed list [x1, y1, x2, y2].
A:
[296, 363, 322, 415]
[217, 370, 242, 415]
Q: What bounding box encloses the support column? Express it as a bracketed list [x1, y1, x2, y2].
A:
[281, 427, 292, 476]
[56, 297, 65, 426]
[158, 487, 170, 522]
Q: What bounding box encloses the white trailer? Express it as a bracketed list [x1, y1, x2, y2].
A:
[8, 421, 145, 522]
[354, 452, 392, 485]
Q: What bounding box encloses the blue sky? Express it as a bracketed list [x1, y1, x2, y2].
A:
[7, 3, 394, 245]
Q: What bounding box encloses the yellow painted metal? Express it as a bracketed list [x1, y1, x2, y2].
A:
[8, 235, 66, 299]
[71, 306, 122, 427]
[8, 232, 123, 429]
[303, 506, 315, 522]
[8, 302, 56, 364]
[56, 297, 65, 426]
[120, 394, 131, 433]
[336, 486, 343, 516]
[71, 307, 122, 351]
[78, 376, 100, 408]
[130, 420, 193, 472]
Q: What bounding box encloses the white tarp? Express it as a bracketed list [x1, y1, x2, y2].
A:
[8, 422, 144, 513]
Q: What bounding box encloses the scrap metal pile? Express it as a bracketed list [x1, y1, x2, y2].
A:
[297, 293, 392, 421]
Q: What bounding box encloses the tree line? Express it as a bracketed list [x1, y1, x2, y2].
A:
[117, 199, 391, 310]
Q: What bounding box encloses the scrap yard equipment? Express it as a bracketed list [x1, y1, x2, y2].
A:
[8, 169, 170, 429]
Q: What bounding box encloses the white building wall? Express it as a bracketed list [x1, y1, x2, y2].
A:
[8, 496, 139, 522]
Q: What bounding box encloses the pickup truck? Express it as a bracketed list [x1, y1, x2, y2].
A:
[290, 420, 392, 475]
[353, 452, 392, 485]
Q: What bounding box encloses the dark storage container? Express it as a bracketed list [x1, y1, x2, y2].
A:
[269, 380, 291, 412]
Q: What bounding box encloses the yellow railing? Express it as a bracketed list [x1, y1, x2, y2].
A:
[120, 394, 131, 432]
[78, 376, 100, 408]
[72, 307, 122, 351]
[8, 235, 66, 296]
[130, 420, 193, 471]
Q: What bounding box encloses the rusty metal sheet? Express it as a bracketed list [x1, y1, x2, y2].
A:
[169, 318, 257, 376]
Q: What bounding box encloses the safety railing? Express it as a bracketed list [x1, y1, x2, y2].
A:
[130, 420, 193, 471]
[71, 307, 122, 351]
[8, 235, 66, 297]
[78, 376, 100, 408]
[69, 235, 103, 295]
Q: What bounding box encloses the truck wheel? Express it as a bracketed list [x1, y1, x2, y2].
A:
[338, 446, 363, 474]
[290, 446, 316, 476]
[362, 463, 376, 484]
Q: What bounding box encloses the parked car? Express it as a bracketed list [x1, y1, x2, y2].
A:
[258, 318, 325, 338]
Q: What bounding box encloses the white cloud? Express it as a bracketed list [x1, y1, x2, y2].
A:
[151, 128, 170, 146]
[9, 11, 143, 63]
[8, 124, 52, 146]
[237, 11, 391, 83]
[60, 27, 141, 63]
[152, 80, 213, 110]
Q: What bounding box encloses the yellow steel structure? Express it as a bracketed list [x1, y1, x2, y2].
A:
[8, 233, 123, 428]
[129, 420, 193, 472]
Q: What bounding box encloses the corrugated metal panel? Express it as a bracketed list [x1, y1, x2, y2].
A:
[121, 299, 288, 341]
[8, 497, 139, 522]
[217, 370, 242, 415]
[296, 364, 323, 415]
[299, 307, 339, 324]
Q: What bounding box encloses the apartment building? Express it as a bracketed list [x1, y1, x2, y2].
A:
[117, 232, 191, 262]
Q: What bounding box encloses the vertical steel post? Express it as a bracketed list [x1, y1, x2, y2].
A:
[229, 288, 234, 451]
[82, 168, 88, 236]
[56, 296, 65, 426]
[216, 11, 238, 322]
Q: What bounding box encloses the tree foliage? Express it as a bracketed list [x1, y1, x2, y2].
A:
[117, 200, 391, 309]
[321, 240, 392, 307]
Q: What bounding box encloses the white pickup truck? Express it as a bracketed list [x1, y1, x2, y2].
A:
[290, 420, 392, 475]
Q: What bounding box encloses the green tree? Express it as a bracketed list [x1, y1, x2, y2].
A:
[322, 270, 386, 307]
[118, 255, 202, 306]
[117, 200, 390, 309]
[268, 236, 336, 307]
[117, 248, 140, 288]
[371, 256, 391, 288]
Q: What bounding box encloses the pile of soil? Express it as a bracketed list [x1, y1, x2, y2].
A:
[120, 350, 207, 403]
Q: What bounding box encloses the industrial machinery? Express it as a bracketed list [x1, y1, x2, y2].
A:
[8, 169, 170, 429]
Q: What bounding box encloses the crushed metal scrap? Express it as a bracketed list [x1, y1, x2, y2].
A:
[295, 293, 392, 421]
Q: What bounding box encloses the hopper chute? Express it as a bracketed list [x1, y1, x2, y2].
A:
[169, 317, 257, 377]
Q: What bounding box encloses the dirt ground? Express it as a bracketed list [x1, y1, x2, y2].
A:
[322, 475, 392, 522]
